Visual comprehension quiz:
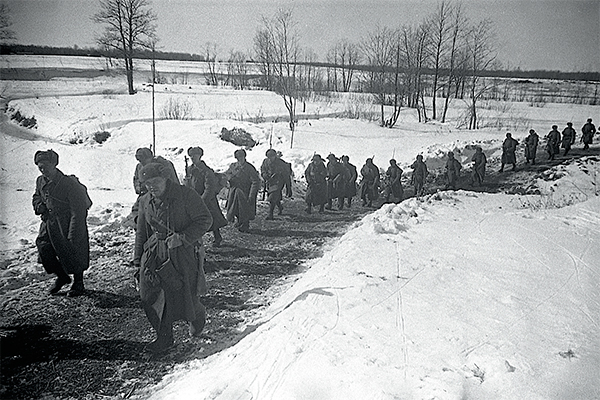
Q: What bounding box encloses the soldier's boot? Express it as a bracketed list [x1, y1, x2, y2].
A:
[146, 316, 174, 354]
[49, 272, 71, 295]
[318, 204, 325, 213]
[266, 204, 275, 220]
[238, 221, 250, 233]
[277, 202, 283, 215]
[347, 198, 352, 208]
[213, 229, 222, 247]
[67, 273, 85, 297]
[189, 303, 206, 337]
[325, 199, 333, 210]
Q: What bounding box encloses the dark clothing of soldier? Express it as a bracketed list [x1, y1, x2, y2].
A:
[33, 150, 90, 297]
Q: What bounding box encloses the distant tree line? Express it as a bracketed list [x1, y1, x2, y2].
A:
[0, 43, 206, 62]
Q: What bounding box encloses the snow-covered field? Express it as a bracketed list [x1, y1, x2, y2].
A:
[1, 58, 599, 399]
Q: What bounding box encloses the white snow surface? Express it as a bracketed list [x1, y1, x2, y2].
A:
[1, 62, 599, 399]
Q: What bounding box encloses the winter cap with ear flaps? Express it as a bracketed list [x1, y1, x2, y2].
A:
[135, 148, 153, 160]
[34, 149, 59, 165]
[188, 147, 203, 156]
[139, 163, 165, 182]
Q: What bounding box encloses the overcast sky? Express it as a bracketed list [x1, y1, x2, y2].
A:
[5, 0, 600, 72]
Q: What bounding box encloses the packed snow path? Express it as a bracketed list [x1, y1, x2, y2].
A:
[141, 192, 600, 400]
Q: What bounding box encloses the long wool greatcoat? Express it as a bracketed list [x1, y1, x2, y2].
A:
[134, 180, 212, 326]
[546, 129, 561, 155]
[359, 162, 380, 201]
[581, 122, 596, 145]
[446, 157, 462, 187]
[501, 137, 519, 164]
[225, 160, 260, 224]
[326, 160, 349, 200]
[342, 162, 358, 198]
[260, 157, 290, 204]
[33, 169, 90, 274]
[386, 164, 404, 199]
[304, 160, 328, 206]
[525, 133, 539, 160]
[184, 160, 227, 231]
[561, 127, 576, 148]
[471, 151, 487, 184]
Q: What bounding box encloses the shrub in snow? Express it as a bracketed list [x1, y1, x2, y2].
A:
[10, 110, 38, 129]
[93, 131, 111, 144]
[160, 97, 193, 120]
[219, 127, 257, 148]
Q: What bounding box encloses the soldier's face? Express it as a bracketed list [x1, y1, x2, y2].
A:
[144, 177, 167, 197]
[191, 154, 202, 164]
[36, 161, 58, 179]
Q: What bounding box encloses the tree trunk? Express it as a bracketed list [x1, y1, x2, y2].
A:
[126, 57, 135, 95]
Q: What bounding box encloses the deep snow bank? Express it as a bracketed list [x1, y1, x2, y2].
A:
[137, 186, 600, 400]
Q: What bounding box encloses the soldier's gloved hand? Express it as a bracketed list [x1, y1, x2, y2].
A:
[36, 203, 48, 214]
[166, 233, 184, 249]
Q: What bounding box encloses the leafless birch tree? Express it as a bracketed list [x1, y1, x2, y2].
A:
[327, 40, 361, 92]
[361, 26, 395, 127]
[204, 42, 219, 86]
[255, 9, 301, 146]
[464, 19, 498, 129]
[92, 0, 157, 95]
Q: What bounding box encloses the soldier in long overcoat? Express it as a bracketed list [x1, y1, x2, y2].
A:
[384, 159, 403, 203]
[358, 158, 380, 207]
[260, 149, 291, 220]
[500, 132, 519, 172]
[341, 155, 357, 208]
[561, 122, 576, 156]
[225, 149, 260, 232]
[546, 125, 561, 160]
[325, 154, 349, 210]
[410, 155, 428, 197]
[445, 151, 462, 190]
[471, 147, 487, 186]
[184, 147, 227, 246]
[32, 150, 90, 297]
[581, 118, 596, 150]
[304, 154, 328, 214]
[134, 163, 213, 354]
[524, 129, 539, 164]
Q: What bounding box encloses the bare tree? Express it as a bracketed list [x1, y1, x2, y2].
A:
[226, 50, 248, 89]
[205, 42, 219, 86]
[0, 3, 16, 42]
[464, 19, 498, 129]
[327, 40, 361, 92]
[426, 0, 453, 120]
[440, 3, 467, 122]
[400, 24, 429, 122]
[253, 29, 275, 91]
[360, 26, 395, 127]
[297, 48, 318, 112]
[255, 9, 301, 147]
[92, 0, 157, 95]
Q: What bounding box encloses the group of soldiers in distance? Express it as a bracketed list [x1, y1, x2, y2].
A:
[468, 118, 597, 189]
[30, 116, 596, 353]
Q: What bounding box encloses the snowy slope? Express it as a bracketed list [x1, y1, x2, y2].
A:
[137, 186, 600, 400]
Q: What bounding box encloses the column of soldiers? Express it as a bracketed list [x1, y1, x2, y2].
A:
[31, 118, 595, 353]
